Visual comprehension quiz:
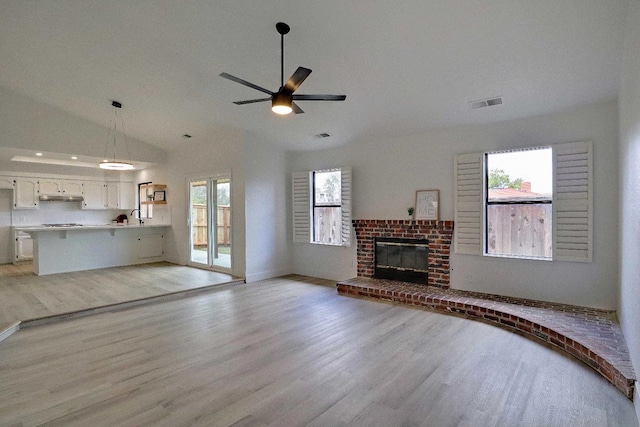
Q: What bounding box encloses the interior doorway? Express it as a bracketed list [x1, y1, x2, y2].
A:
[188, 176, 231, 273]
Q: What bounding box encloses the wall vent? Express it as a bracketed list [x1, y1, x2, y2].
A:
[470, 96, 503, 109]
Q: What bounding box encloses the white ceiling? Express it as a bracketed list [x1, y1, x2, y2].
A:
[0, 0, 630, 153]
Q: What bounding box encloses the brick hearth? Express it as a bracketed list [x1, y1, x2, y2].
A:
[346, 218, 636, 400]
[337, 277, 636, 400]
[352, 219, 453, 288]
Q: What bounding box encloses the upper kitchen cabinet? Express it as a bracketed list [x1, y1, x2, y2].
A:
[0, 176, 14, 189]
[63, 180, 84, 196]
[13, 178, 39, 209]
[40, 179, 84, 197]
[39, 179, 61, 196]
[83, 181, 135, 210]
[105, 183, 119, 209]
[118, 182, 135, 210]
[82, 181, 106, 209]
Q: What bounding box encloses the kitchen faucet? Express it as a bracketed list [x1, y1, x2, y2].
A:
[130, 208, 143, 225]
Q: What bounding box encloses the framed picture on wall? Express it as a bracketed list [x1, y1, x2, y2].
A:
[153, 190, 166, 202]
[414, 189, 439, 220]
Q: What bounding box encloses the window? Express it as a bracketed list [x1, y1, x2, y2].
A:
[313, 170, 342, 244]
[292, 168, 351, 246]
[454, 141, 592, 262]
[138, 182, 153, 219]
[485, 148, 552, 259]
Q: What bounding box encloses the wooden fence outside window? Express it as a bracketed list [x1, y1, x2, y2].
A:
[192, 204, 230, 247]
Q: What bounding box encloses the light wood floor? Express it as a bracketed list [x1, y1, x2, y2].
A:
[0, 262, 238, 329]
[0, 275, 636, 426]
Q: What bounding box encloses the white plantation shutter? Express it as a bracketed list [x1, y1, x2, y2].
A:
[292, 171, 311, 243]
[454, 152, 483, 254]
[553, 141, 592, 262]
[340, 168, 352, 247]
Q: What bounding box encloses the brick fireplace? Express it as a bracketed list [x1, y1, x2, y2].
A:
[352, 219, 454, 288]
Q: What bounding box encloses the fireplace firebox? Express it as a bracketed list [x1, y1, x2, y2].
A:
[352, 220, 453, 288]
[375, 237, 428, 284]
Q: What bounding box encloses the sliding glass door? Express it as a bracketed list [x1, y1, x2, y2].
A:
[188, 176, 231, 272]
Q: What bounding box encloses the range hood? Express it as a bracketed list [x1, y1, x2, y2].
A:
[39, 195, 84, 202]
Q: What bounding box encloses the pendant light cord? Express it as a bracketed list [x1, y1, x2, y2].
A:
[103, 107, 116, 161]
[103, 103, 132, 163]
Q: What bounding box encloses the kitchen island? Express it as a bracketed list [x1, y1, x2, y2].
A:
[15, 224, 170, 275]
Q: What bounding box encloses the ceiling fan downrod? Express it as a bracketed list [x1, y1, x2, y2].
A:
[276, 22, 290, 90]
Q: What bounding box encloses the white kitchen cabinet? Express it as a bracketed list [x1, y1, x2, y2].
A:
[62, 180, 84, 196]
[15, 230, 33, 262]
[82, 181, 106, 209]
[83, 182, 133, 210]
[13, 178, 39, 209]
[137, 234, 164, 258]
[39, 179, 63, 196]
[0, 176, 14, 189]
[118, 183, 135, 210]
[105, 183, 120, 209]
[40, 179, 84, 196]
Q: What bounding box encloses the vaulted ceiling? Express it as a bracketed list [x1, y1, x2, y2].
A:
[0, 1, 629, 152]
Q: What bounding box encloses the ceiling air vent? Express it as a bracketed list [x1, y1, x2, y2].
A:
[470, 96, 503, 109]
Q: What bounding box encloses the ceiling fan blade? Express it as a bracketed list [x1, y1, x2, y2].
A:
[292, 94, 347, 101]
[219, 72, 273, 95]
[291, 102, 304, 114]
[233, 98, 272, 105]
[283, 67, 312, 93]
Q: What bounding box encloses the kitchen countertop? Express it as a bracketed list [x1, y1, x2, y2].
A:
[14, 224, 170, 232]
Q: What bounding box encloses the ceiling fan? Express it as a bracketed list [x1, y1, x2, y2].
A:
[220, 22, 346, 115]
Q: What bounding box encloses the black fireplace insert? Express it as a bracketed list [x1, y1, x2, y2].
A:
[374, 237, 428, 284]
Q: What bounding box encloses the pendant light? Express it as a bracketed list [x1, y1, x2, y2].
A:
[99, 101, 134, 170]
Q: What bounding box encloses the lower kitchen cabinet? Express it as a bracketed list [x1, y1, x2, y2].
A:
[137, 235, 164, 258]
[14, 230, 33, 262]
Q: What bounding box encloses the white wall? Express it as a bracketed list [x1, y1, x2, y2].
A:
[290, 101, 619, 309]
[618, 0, 640, 412]
[243, 133, 292, 282]
[164, 131, 246, 278]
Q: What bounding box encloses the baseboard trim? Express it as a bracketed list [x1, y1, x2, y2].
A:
[0, 322, 20, 344]
[245, 269, 292, 283]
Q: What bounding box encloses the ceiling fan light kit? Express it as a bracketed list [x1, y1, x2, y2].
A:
[271, 92, 293, 115]
[220, 22, 346, 116]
